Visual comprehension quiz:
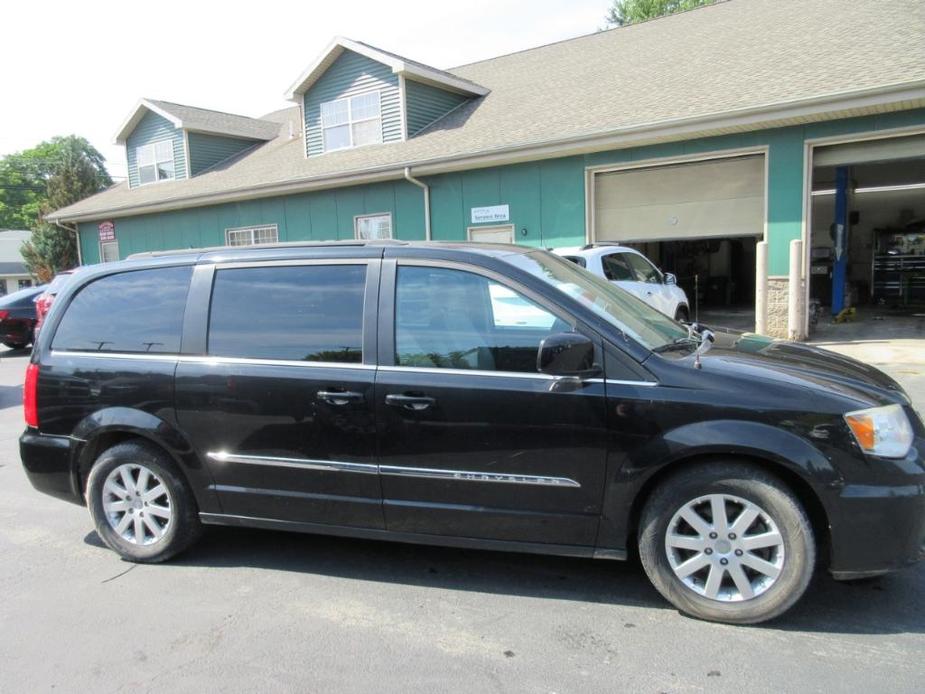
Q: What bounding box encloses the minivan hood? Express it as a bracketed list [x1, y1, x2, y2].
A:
[685, 331, 907, 408]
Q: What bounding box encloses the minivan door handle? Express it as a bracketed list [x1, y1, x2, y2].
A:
[385, 394, 436, 411]
[316, 390, 365, 406]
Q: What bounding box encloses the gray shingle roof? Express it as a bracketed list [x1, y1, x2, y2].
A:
[52, 0, 925, 222]
[114, 99, 281, 143]
[146, 100, 281, 140]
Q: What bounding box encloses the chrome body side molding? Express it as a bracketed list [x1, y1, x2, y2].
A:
[206, 452, 378, 475]
[207, 452, 581, 488]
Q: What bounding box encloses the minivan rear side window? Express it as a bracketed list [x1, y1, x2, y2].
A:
[208, 264, 366, 363]
[52, 266, 192, 354]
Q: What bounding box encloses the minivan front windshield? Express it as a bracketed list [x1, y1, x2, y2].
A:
[507, 250, 690, 351]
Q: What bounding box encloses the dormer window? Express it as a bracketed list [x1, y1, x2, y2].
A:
[137, 140, 176, 185]
[320, 91, 382, 152]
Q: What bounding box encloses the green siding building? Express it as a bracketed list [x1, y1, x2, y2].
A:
[49, 0, 925, 338]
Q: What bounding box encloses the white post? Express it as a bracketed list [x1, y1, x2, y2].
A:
[755, 241, 768, 335]
[787, 239, 804, 341]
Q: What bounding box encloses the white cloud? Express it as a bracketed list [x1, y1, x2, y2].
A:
[1, 0, 609, 180]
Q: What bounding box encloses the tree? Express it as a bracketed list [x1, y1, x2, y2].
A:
[605, 0, 714, 27]
[0, 136, 112, 281]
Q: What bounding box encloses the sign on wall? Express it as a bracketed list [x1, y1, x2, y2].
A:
[471, 204, 510, 224]
[98, 221, 116, 242]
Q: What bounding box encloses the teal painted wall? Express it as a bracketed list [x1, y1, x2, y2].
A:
[187, 132, 261, 175]
[86, 108, 925, 275]
[303, 50, 402, 156]
[78, 178, 426, 264]
[125, 111, 187, 188]
[404, 79, 469, 136]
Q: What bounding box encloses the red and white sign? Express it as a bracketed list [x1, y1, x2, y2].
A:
[98, 221, 116, 242]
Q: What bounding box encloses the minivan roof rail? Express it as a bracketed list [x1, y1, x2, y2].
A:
[128, 239, 408, 259]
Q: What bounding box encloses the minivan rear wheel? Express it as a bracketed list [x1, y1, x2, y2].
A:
[86, 441, 201, 563]
[638, 461, 815, 624]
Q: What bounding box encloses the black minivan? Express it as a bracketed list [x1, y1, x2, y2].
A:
[20, 241, 925, 624]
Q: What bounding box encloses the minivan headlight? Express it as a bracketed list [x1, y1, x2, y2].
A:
[844, 404, 914, 459]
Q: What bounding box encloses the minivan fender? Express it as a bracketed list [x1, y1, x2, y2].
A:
[597, 419, 843, 552]
[69, 406, 221, 513]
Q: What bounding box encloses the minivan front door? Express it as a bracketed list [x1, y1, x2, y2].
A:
[175, 260, 384, 529]
[375, 261, 609, 548]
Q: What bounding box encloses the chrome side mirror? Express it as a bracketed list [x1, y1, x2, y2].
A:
[664, 272, 677, 286]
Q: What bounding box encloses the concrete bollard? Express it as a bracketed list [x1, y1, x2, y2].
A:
[755, 241, 768, 335]
[787, 239, 804, 341]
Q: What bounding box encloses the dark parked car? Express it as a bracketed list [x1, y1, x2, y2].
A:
[0, 284, 44, 349]
[33, 269, 77, 337]
[20, 242, 925, 624]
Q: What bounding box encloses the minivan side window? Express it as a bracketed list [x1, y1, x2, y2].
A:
[208, 264, 365, 363]
[52, 266, 192, 354]
[395, 266, 564, 372]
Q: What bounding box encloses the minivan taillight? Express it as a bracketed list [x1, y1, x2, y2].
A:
[24, 363, 39, 428]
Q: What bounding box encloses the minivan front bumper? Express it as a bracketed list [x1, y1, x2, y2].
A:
[829, 484, 925, 579]
[827, 435, 925, 579]
[20, 429, 83, 505]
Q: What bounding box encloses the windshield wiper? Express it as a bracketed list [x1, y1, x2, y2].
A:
[653, 323, 715, 355]
[652, 336, 699, 353]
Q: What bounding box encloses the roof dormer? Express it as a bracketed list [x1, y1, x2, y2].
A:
[285, 37, 488, 157]
[114, 99, 280, 188]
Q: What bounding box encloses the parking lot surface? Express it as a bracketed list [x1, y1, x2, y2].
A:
[1, 343, 924, 694]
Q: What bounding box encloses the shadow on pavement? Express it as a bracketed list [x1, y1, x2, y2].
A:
[85, 525, 925, 635]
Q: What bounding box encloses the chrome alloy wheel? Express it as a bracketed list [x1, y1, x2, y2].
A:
[102, 464, 172, 545]
[665, 493, 785, 602]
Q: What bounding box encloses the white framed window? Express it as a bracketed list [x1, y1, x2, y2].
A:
[224, 224, 279, 247]
[100, 241, 120, 263]
[467, 225, 515, 244]
[320, 91, 382, 152]
[354, 213, 392, 240]
[136, 140, 176, 185]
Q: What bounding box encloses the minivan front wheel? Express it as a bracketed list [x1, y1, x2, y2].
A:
[86, 441, 201, 563]
[638, 462, 815, 624]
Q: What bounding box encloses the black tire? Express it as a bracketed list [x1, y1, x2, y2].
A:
[3, 341, 29, 350]
[638, 461, 815, 624]
[674, 305, 690, 323]
[86, 440, 202, 563]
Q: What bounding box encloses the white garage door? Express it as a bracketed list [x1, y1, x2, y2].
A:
[593, 155, 765, 243]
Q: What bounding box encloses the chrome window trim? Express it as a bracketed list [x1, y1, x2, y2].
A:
[379, 464, 581, 488]
[207, 452, 377, 475]
[181, 355, 374, 369]
[50, 351, 376, 370]
[377, 365, 557, 381]
[49, 352, 655, 383]
[585, 378, 658, 387]
[50, 350, 183, 362]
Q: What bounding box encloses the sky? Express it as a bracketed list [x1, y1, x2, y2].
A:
[2, 0, 610, 180]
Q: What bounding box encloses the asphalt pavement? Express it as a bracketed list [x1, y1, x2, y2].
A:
[1, 343, 924, 694]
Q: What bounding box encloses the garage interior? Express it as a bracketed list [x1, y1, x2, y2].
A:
[592, 155, 765, 331]
[809, 134, 925, 337]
